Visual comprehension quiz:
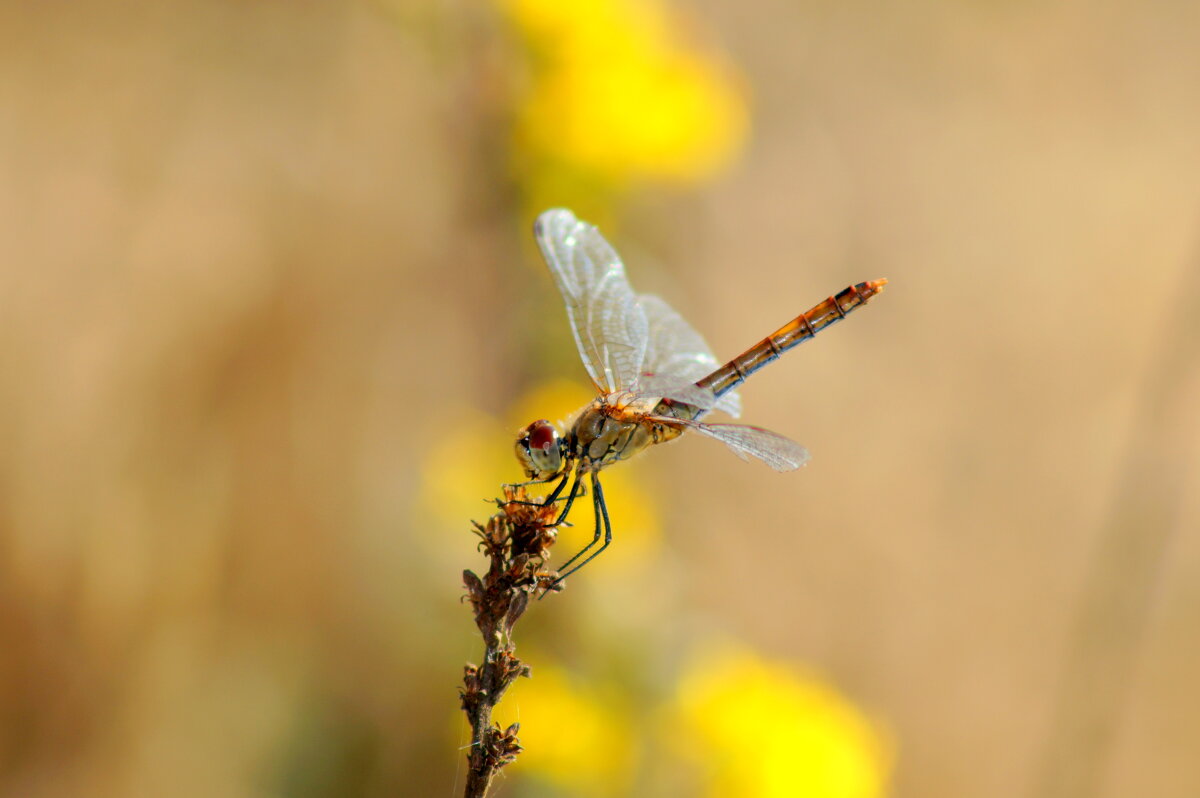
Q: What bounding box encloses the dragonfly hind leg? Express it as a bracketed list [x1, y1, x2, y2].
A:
[546, 472, 612, 590]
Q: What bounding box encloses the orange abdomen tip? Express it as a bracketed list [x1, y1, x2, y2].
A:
[858, 278, 887, 297]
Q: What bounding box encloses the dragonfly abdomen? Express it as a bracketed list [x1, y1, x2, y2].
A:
[696, 279, 887, 400]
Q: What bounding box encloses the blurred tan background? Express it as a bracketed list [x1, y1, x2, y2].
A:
[2, 1, 1198, 797]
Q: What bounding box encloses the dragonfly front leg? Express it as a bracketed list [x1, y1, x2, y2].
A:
[501, 469, 581, 511]
[502, 472, 562, 490]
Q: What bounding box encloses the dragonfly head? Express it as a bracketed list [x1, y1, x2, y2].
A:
[515, 419, 566, 479]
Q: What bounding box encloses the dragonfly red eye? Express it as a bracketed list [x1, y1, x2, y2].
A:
[528, 419, 556, 452]
[515, 419, 563, 479]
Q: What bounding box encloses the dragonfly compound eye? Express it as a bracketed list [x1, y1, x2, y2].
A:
[515, 419, 563, 478]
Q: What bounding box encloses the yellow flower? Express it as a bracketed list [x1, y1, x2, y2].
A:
[420, 407, 516, 534]
[498, 0, 749, 208]
[503, 378, 595, 435]
[497, 660, 637, 796]
[666, 644, 893, 798]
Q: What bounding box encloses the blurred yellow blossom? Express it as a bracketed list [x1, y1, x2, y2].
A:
[503, 377, 594, 434]
[666, 644, 892, 798]
[419, 407, 515, 533]
[488, 640, 891, 797]
[497, 0, 749, 210]
[497, 659, 638, 797]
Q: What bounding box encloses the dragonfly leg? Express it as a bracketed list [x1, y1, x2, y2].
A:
[547, 472, 612, 589]
[525, 468, 585, 523]
[542, 470, 573, 513]
[502, 473, 561, 490]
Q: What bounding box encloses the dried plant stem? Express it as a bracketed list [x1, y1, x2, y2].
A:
[460, 487, 558, 798]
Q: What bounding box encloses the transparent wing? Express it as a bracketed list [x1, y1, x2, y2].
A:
[655, 416, 809, 471]
[638, 373, 721, 413]
[534, 209, 649, 393]
[638, 295, 742, 417]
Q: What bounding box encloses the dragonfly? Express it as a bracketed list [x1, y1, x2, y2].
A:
[514, 208, 886, 587]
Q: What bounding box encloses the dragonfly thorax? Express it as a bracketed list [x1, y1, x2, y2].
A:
[570, 395, 680, 468]
[515, 418, 567, 479]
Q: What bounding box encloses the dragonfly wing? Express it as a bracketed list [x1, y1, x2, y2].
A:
[638, 374, 720, 413]
[638, 294, 742, 417]
[535, 209, 649, 393]
[656, 416, 810, 471]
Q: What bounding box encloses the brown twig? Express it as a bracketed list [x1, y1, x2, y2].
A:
[460, 486, 560, 798]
